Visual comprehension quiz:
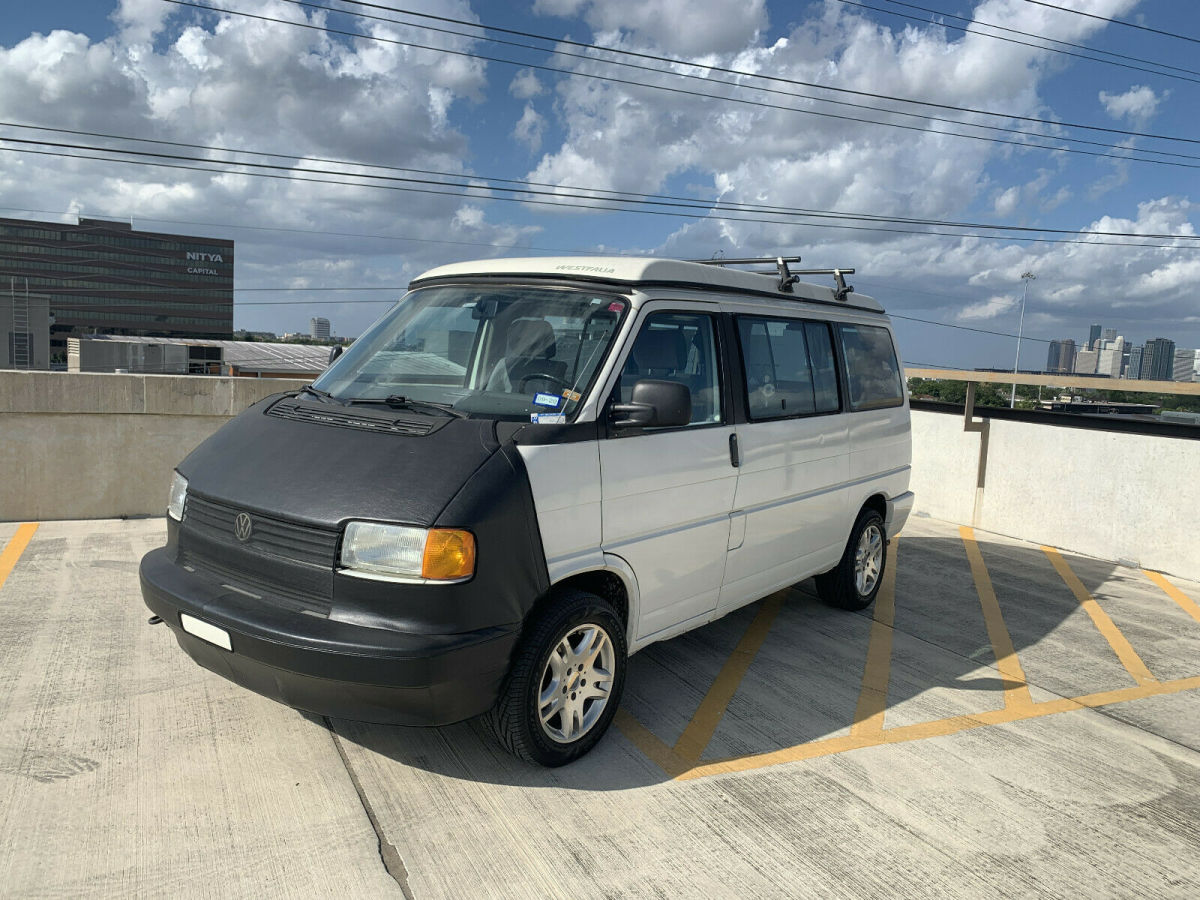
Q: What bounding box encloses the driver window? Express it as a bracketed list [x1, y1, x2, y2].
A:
[618, 312, 722, 426]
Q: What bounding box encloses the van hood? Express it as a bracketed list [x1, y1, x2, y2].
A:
[177, 395, 501, 529]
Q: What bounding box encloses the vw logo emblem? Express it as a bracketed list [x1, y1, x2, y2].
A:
[234, 513, 253, 542]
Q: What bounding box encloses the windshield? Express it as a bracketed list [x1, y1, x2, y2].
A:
[313, 284, 629, 420]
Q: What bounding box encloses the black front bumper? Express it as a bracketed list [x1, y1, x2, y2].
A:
[140, 548, 519, 726]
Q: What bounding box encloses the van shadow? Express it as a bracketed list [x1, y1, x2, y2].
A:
[318, 529, 1117, 789]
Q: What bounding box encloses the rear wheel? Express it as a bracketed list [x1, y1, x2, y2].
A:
[815, 508, 887, 611]
[486, 589, 626, 766]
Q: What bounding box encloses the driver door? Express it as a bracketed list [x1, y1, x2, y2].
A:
[597, 306, 738, 641]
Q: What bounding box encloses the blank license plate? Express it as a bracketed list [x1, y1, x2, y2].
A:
[180, 613, 232, 651]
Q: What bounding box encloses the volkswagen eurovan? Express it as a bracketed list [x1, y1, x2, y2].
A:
[140, 256, 913, 766]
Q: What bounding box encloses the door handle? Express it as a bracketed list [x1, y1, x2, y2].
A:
[729, 433, 741, 468]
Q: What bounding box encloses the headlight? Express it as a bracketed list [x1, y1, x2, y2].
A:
[340, 522, 475, 581]
[167, 471, 188, 521]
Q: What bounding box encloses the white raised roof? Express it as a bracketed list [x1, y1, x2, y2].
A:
[411, 256, 883, 313]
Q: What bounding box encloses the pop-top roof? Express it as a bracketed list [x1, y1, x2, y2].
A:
[411, 257, 883, 313]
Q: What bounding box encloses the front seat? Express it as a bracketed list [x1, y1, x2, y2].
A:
[487, 318, 568, 392]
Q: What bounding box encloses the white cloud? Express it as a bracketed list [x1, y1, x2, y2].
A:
[994, 187, 1020, 217]
[535, 0, 769, 56]
[1099, 85, 1166, 123]
[509, 69, 544, 99]
[514, 105, 546, 151]
[958, 295, 1019, 321]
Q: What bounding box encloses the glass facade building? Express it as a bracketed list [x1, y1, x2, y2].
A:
[0, 216, 233, 353]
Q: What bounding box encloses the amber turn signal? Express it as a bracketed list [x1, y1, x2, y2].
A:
[421, 529, 476, 580]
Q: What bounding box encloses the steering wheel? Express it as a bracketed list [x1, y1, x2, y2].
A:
[518, 373, 569, 392]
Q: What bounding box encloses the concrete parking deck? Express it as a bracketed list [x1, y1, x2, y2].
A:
[1, 516, 1198, 898]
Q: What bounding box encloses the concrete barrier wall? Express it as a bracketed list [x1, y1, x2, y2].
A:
[910, 409, 1199, 580]
[2, 373, 1197, 579]
[0, 372, 306, 521]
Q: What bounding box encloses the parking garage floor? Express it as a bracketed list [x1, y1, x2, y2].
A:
[1, 515, 1198, 898]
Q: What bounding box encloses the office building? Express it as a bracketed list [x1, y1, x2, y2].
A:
[1174, 348, 1199, 382]
[1096, 336, 1125, 378]
[1140, 338, 1176, 381]
[0, 216, 233, 360]
[1126, 345, 1143, 380]
[1046, 339, 1076, 373]
[1074, 348, 1099, 375]
[1101, 328, 1117, 343]
[1087, 323, 1102, 350]
[310, 317, 331, 341]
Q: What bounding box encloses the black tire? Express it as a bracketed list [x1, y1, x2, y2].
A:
[815, 508, 887, 611]
[485, 589, 627, 767]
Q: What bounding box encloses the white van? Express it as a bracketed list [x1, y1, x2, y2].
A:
[141, 256, 912, 766]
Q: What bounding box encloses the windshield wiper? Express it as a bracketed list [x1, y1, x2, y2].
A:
[299, 385, 333, 402]
[349, 395, 468, 418]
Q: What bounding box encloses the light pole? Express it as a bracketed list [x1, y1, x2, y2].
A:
[1011, 271, 1036, 408]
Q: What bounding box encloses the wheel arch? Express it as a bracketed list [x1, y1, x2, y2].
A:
[540, 557, 640, 649]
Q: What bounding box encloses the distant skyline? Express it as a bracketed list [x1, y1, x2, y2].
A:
[1, 1, 1198, 369]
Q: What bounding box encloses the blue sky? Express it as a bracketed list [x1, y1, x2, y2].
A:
[1, 0, 1198, 370]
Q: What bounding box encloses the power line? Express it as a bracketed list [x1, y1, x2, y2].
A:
[883, 0, 1200, 79]
[6, 124, 1200, 242]
[4, 142, 1198, 251]
[157, 0, 1200, 171]
[0, 205, 609, 256]
[330, 0, 1200, 144]
[842, 0, 1200, 85]
[273, 0, 1199, 158]
[1019, 0, 1200, 47]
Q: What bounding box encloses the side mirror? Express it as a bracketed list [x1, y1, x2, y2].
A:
[611, 379, 691, 429]
[328, 345, 343, 365]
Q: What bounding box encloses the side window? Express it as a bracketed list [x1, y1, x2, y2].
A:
[838, 323, 904, 411]
[619, 312, 722, 426]
[736, 316, 840, 419]
[805, 322, 840, 413]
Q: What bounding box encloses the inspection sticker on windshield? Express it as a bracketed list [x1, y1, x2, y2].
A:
[561, 389, 582, 403]
[532, 392, 561, 408]
[530, 413, 567, 424]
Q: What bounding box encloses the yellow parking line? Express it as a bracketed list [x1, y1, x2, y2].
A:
[672, 594, 784, 763]
[1143, 570, 1200, 625]
[0, 523, 39, 593]
[613, 709, 691, 778]
[1043, 547, 1156, 686]
[851, 536, 898, 736]
[960, 527, 1033, 708]
[677, 674, 1200, 780]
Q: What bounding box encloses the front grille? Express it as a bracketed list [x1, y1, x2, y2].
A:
[178, 550, 331, 618]
[178, 495, 338, 618]
[183, 495, 338, 567]
[267, 399, 435, 436]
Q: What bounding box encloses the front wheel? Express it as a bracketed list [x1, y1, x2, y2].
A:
[485, 589, 627, 766]
[815, 508, 887, 611]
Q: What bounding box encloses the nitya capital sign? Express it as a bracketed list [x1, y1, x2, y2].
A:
[186, 250, 225, 276]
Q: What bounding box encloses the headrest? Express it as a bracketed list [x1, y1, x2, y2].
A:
[507, 318, 556, 359]
[632, 329, 685, 372]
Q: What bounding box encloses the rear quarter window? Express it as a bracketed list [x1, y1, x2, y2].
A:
[837, 323, 904, 411]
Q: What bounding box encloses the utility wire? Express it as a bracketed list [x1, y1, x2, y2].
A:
[884, 0, 1200, 78]
[270, 0, 1197, 158]
[5, 125, 1199, 241]
[3, 143, 1197, 251]
[157, 0, 1200, 170]
[328, 0, 1200, 144]
[841, 0, 1200, 85]
[1019, 0, 1200, 46]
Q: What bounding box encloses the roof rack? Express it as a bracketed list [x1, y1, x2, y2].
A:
[688, 256, 856, 301]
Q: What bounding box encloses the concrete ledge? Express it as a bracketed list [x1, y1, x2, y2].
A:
[0, 371, 307, 416]
[0, 371, 308, 521]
